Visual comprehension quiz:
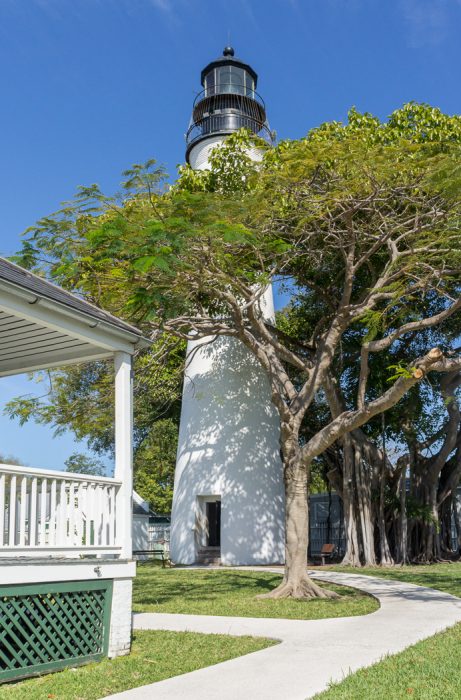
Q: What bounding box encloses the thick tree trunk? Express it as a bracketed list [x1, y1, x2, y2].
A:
[378, 415, 394, 565]
[340, 435, 376, 566]
[429, 484, 442, 560]
[354, 443, 376, 565]
[341, 494, 362, 566]
[340, 436, 362, 566]
[453, 499, 461, 554]
[378, 489, 393, 565]
[412, 481, 441, 562]
[397, 470, 408, 564]
[259, 456, 338, 599]
[439, 497, 454, 554]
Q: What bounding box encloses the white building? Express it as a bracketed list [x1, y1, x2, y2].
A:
[132, 490, 150, 553]
[0, 257, 149, 682]
[170, 47, 285, 566]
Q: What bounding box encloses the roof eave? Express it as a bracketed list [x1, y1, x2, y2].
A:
[0, 278, 151, 353]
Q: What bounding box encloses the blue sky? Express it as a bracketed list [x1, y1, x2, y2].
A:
[1, 0, 460, 468]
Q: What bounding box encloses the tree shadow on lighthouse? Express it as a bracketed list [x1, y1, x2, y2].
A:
[171, 334, 285, 566]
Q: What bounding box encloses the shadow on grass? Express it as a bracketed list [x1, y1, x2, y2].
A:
[134, 567, 281, 606]
[133, 564, 365, 614]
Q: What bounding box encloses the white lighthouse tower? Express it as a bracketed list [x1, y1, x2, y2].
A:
[170, 47, 285, 566]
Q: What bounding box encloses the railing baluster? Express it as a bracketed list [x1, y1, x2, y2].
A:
[95, 484, 102, 545]
[88, 483, 95, 546]
[58, 480, 66, 546]
[49, 479, 57, 546]
[106, 486, 112, 546]
[91, 483, 97, 546]
[108, 486, 115, 546]
[29, 477, 37, 547]
[81, 482, 88, 545]
[0, 473, 5, 546]
[69, 482, 75, 546]
[100, 485, 106, 546]
[9, 475, 17, 547]
[65, 480, 71, 544]
[103, 486, 109, 545]
[39, 478, 47, 546]
[19, 476, 27, 546]
[76, 482, 84, 546]
[98, 485, 104, 546]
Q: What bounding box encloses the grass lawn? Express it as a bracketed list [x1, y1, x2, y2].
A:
[0, 629, 275, 700]
[132, 565, 379, 619]
[312, 563, 461, 700]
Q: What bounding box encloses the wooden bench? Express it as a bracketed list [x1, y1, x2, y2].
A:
[134, 548, 172, 567]
[313, 543, 336, 566]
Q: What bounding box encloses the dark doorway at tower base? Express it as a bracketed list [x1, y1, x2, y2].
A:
[206, 500, 221, 547]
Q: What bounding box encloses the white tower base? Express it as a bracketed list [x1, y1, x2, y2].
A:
[171, 286, 285, 566]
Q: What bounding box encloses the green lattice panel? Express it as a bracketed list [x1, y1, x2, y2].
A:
[0, 579, 113, 683]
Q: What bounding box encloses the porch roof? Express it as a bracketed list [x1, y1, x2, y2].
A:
[0, 257, 150, 376]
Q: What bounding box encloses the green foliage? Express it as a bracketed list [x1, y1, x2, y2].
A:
[386, 364, 416, 383]
[0, 453, 24, 466]
[260, 107, 461, 460]
[176, 129, 263, 194]
[64, 452, 106, 477]
[405, 497, 440, 529]
[9, 103, 461, 532]
[309, 460, 330, 494]
[133, 418, 178, 513]
[309, 102, 461, 147]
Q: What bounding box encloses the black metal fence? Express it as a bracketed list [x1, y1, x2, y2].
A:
[308, 493, 345, 558]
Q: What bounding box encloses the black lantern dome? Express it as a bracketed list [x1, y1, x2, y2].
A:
[186, 46, 273, 163]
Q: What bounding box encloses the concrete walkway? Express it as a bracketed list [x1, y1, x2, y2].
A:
[108, 570, 461, 700]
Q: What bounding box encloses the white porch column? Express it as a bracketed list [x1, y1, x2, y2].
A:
[114, 351, 133, 559]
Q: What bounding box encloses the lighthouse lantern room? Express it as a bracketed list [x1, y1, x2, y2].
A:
[186, 46, 273, 170]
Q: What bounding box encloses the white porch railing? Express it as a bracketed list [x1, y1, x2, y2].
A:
[0, 464, 122, 557]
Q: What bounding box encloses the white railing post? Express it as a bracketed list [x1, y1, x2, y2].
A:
[114, 351, 133, 559]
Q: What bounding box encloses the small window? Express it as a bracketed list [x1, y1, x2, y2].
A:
[204, 70, 215, 96]
[244, 71, 255, 97]
[217, 66, 232, 92]
[230, 67, 244, 95]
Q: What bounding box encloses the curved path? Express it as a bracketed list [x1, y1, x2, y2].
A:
[108, 570, 461, 700]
